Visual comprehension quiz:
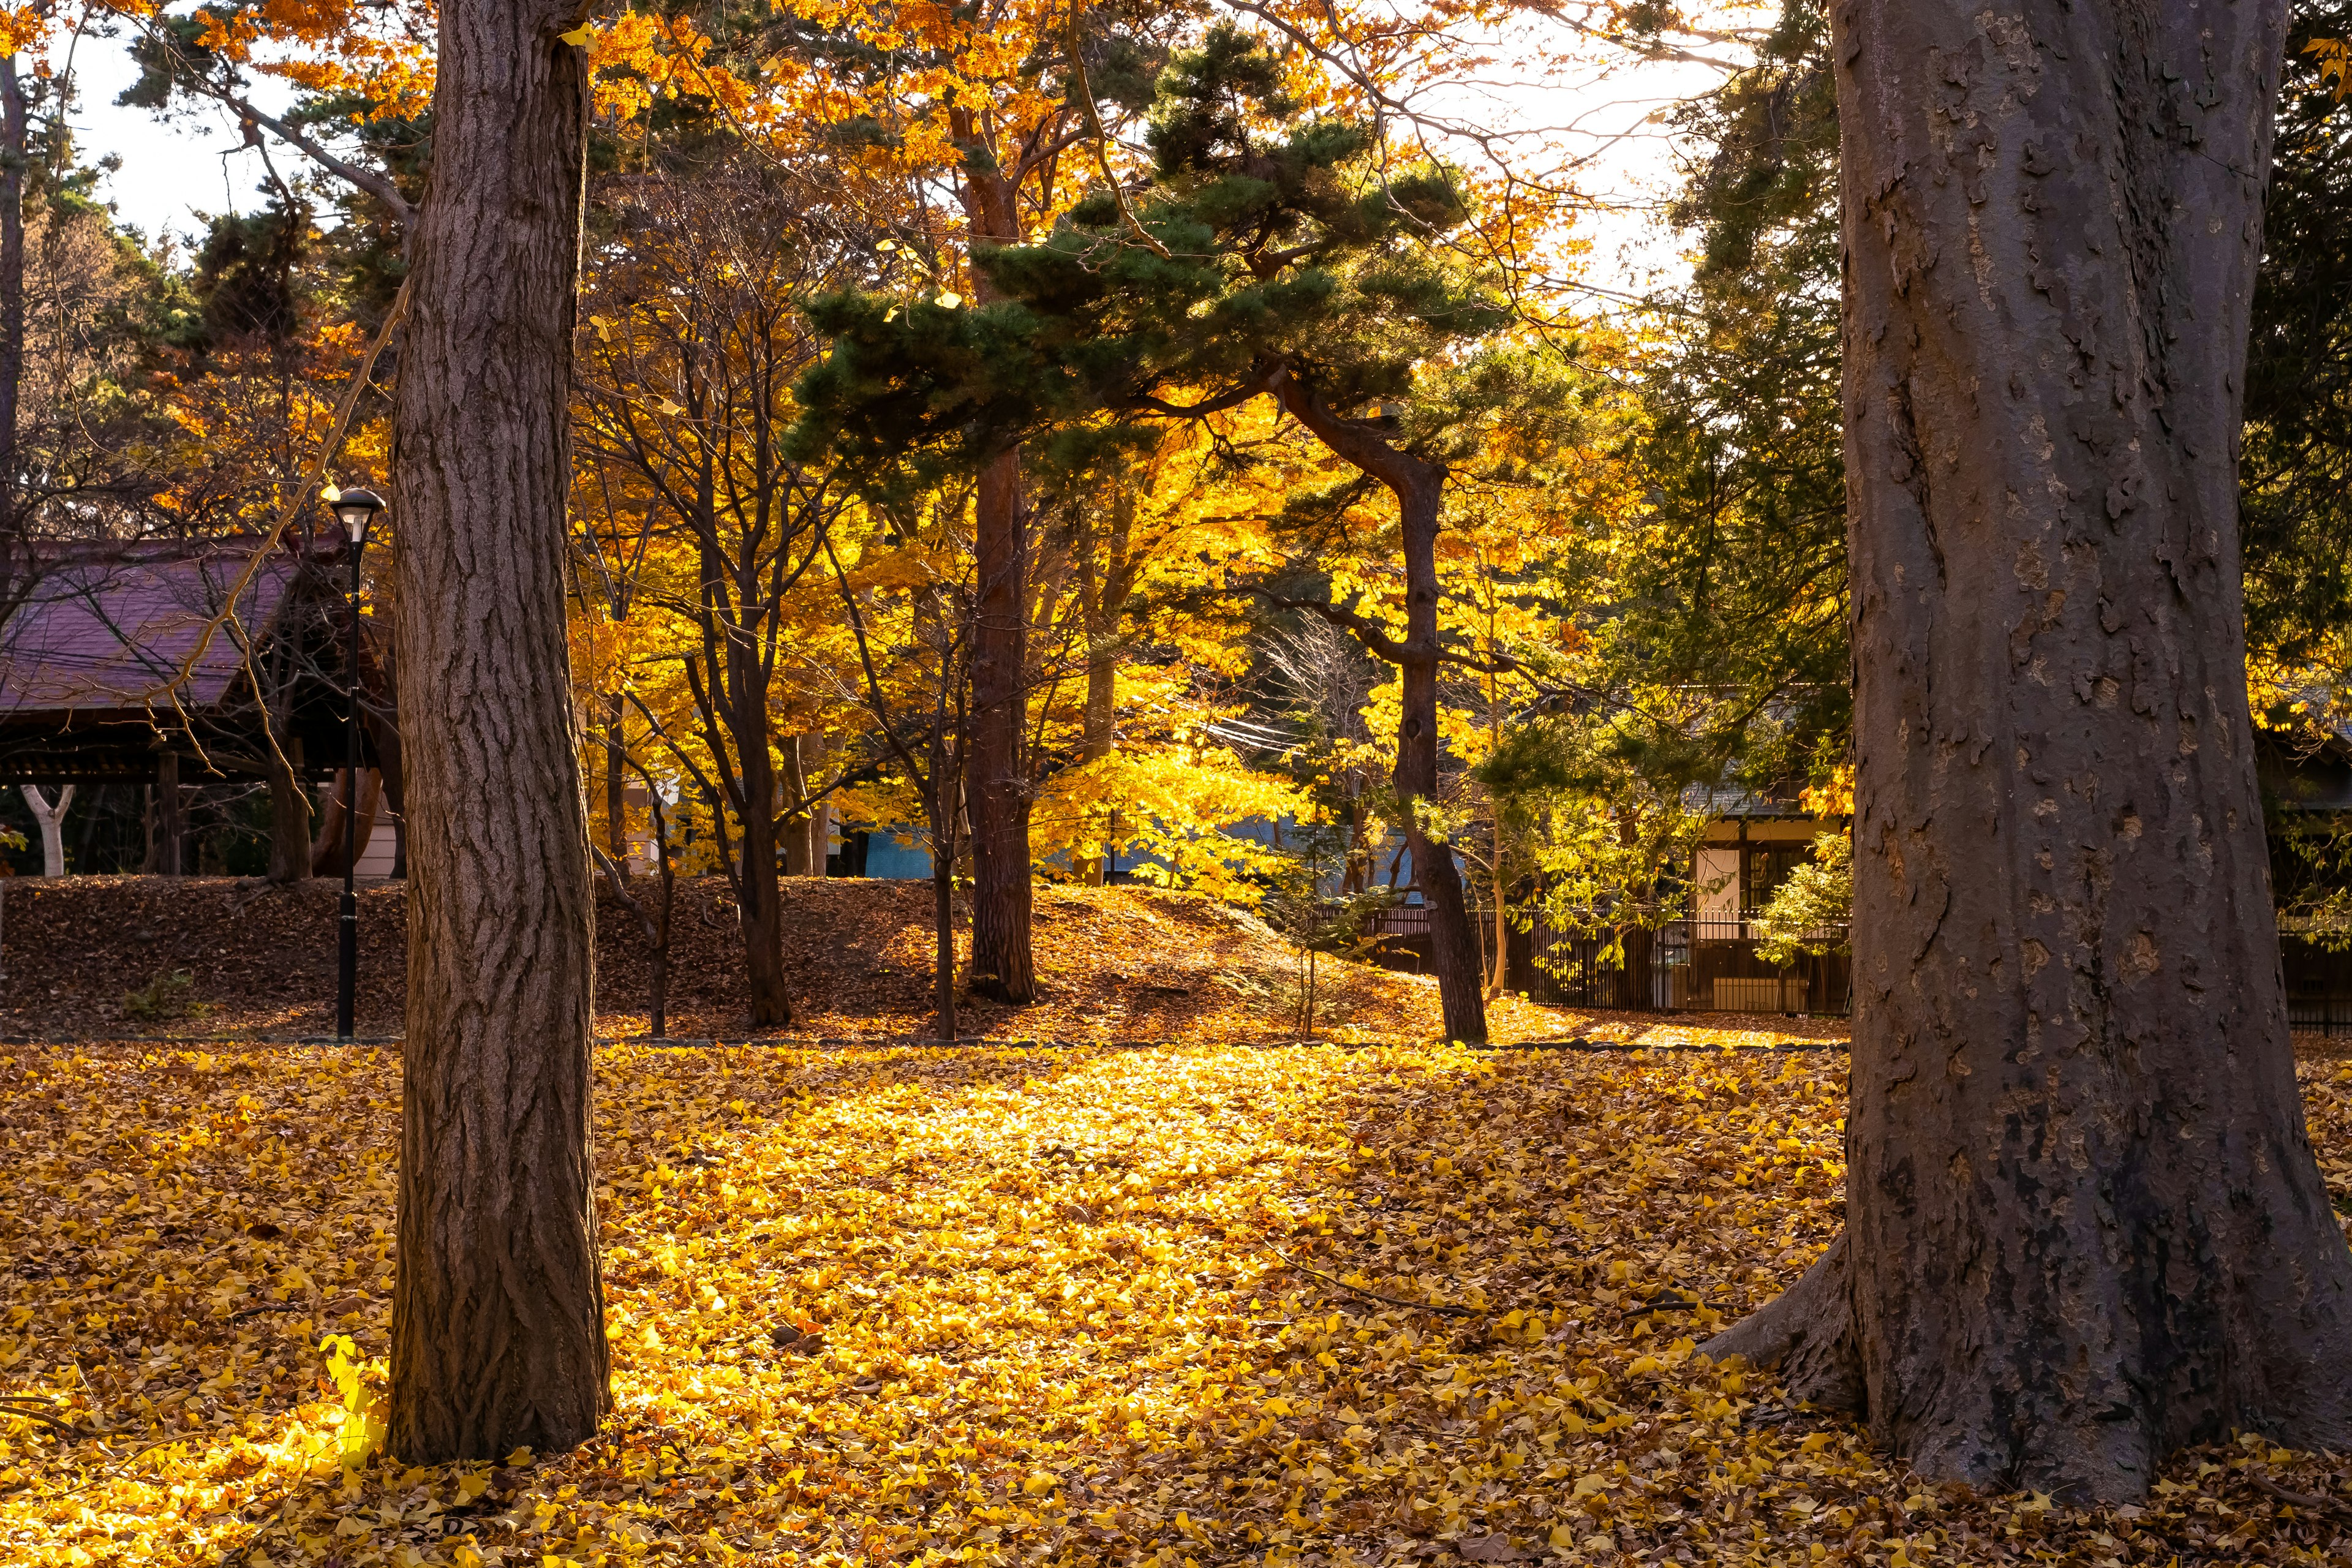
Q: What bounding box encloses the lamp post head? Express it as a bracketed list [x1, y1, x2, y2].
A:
[327, 486, 386, 546]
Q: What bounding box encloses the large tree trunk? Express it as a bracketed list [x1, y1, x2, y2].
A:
[968, 449, 1036, 1001]
[957, 161, 1036, 1003]
[1703, 0, 2352, 1502]
[386, 0, 608, 1464]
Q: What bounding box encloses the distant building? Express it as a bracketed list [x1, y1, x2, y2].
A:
[0, 533, 396, 876]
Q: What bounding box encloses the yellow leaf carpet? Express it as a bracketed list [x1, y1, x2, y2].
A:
[6, 1042, 2351, 1566]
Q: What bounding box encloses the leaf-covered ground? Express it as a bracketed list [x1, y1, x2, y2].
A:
[8, 1041, 2351, 1566]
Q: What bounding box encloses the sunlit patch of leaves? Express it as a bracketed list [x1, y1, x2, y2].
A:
[5, 1046, 2352, 1565]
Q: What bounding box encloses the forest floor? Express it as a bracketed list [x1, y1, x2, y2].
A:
[6, 1041, 2352, 1567]
[0, 876, 1849, 1049]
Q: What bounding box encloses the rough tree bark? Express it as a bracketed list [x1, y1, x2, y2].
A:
[386, 0, 608, 1463]
[1702, 0, 2352, 1502]
[1273, 369, 1488, 1044]
[957, 154, 1036, 1004]
[0, 53, 24, 513]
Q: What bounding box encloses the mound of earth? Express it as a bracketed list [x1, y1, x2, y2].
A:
[0, 874, 1605, 1043]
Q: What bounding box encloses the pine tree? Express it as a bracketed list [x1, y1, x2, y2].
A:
[794, 24, 1528, 1041]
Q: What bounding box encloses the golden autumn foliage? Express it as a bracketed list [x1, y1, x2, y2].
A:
[10, 1042, 2352, 1566]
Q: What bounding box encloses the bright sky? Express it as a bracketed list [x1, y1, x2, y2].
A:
[70, 27, 300, 250]
[64, 15, 1729, 297]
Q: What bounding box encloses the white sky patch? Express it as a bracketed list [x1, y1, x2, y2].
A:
[68, 28, 301, 249]
[61, 9, 1750, 299]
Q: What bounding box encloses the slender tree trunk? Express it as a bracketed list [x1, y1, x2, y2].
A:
[386, 0, 608, 1464]
[266, 736, 310, 883]
[20, 783, 69, 876]
[932, 840, 959, 1042]
[1488, 679, 1507, 997]
[780, 733, 820, 875]
[604, 692, 627, 871]
[928, 720, 959, 1043]
[1273, 371, 1487, 1043]
[646, 790, 672, 1038]
[1703, 0, 2351, 1502]
[149, 752, 184, 876]
[1076, 488, 1128, 885]
[799, 733, 830, 876]
[1394, 491, 1487, 1043]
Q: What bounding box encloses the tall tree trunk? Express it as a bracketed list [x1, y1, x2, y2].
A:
[968, 449, 1035, 1000]
[0, 51, 25, 620]
[1487, 679, 1507, 997]
[929, 725, 960, 1044]
[1393, 489, 1485, 1043]
[728, 660, 793, 1025]
[646, 788, 673, 1037]
[20, 783, 69, 877]
[1076, 486, 1128, 885]
[0, 53, 24, 513]
[1272, 371, 1487, 1043]
[1703, 0, 2352, 1502]
[957, 159, 1036, 1003]
[266, 736, 310, 883]
[386, 0, 608, 1464]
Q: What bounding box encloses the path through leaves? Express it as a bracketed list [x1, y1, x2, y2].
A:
[6, 1043, 2352, 1564]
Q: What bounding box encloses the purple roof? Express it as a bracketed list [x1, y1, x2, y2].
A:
[0, 539, 304, 717]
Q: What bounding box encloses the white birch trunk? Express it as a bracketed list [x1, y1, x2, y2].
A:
[20, 783, 72, 877]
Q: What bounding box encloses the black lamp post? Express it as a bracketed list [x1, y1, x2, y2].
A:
[329, 486, 385, 1041]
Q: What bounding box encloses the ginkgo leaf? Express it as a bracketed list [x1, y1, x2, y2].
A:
[7, 1037, 2349, 1566]
[935, 291, 963, 309]
[557, 23, 594, 45]
[876, 239, 899, 252]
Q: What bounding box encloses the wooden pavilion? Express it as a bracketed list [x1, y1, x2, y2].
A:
[0, 532, 398, 875]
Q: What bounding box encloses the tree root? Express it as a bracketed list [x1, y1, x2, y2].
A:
[1700, 1232, 1865, 1414]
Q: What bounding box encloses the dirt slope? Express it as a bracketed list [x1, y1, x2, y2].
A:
[0, 875, 1604, 1042]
